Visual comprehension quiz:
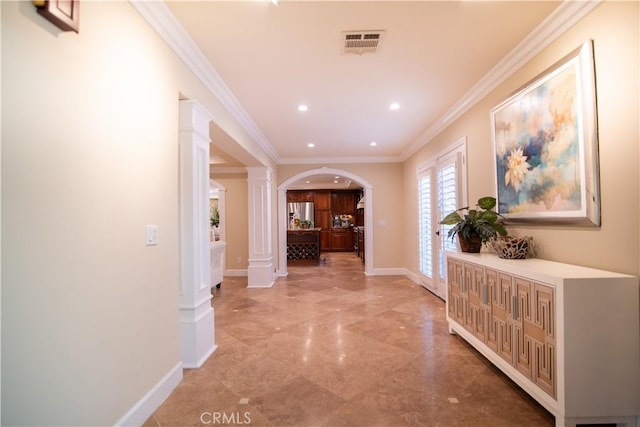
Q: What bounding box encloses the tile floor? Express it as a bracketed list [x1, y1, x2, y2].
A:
[143, 252, 554, 427]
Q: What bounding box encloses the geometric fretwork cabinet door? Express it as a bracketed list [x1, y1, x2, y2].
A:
[464, 263, 487, 342]
[447, 258, 464, 325]
[531, 282, 555, 397]
[445, 252, 640, 426]
[493, 270, 515, 366]
[513, 278, 556, 397]
[514, 278, 556, 398]
[515, 277, 534, 379]
[446, 258, 556, 399]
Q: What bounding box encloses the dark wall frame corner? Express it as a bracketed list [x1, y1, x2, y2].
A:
[33, 0, 79, 33]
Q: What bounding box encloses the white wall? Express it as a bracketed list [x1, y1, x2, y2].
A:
[3, 2, 180, 425]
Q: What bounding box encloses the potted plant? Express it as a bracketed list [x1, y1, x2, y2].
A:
[210, 205, 220, 228]
[439, 196, 507, 253]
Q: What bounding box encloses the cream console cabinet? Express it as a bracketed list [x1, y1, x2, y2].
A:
[446, 252, 640, 427]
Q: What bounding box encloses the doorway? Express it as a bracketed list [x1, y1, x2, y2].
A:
[277, 168, 374, 277]
[417, 138, 467, 300]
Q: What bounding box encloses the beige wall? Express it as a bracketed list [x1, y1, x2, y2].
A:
[2, 1, 637, 425]
[0, 1, 272, 425]
[403, 1, 639, 276]
[213, 174, 249, 272]
[277, 163, 404, 269]
[2, 2, 177, 424]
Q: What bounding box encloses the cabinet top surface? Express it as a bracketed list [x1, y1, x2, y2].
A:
[446, 251, 637, 281]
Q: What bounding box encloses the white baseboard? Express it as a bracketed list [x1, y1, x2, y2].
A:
[401, 269, 420, 285]
[115, 361, 183, 427]
[182, 344, 217, 369]
[247, 281, 275, 288]
[372, 267, 408, 276]
[224, 269, 247, 277]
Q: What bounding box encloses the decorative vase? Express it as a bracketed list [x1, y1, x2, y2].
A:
[459, 233, 482, 253]
[491, 236, 532, 259]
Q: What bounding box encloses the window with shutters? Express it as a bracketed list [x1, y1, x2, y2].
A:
[417, 139, 467, 300]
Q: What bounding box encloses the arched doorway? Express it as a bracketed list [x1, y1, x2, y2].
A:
[277, 168, 374, 277]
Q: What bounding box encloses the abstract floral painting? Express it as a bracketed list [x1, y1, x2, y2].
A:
[491, 40, 600, 225]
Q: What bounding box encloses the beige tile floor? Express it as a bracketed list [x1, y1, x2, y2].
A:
[144, 252, 554, 427]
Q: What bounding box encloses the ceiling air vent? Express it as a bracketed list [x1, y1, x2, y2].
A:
[342, 30, 385, 55]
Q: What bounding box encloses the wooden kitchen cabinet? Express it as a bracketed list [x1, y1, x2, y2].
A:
[314, 191, 331, 210]
[287, 190, 314, 203]
[345, 227, 354, 251]
[320, 230, 331, 251]
[330, 227, 346, 251]
[317, 208, 332, 251]
[314, 194, 332, 251]
[446, 252, 639, 426]
[331, 191, 357, 216]
[286, 189, 361, 252]
[315, 210, 332, 229]
[330, 227, 354, 251]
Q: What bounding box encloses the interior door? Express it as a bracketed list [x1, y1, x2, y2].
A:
[418, 142, 466, 300]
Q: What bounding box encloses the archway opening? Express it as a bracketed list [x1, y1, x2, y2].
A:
[277, 168, 374, 277]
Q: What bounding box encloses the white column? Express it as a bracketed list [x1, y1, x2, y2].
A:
[247, 167, 275, 288]
[178, 100, 216, 368]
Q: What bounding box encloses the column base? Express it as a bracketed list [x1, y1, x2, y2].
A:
[248, 258, 275, 288]
[179, 296, 216, 368]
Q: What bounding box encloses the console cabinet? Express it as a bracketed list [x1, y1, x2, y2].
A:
[446, 252, 639, 427]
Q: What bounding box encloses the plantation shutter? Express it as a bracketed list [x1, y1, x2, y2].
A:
[437, 162, 458, 280]
[416, 137, 466, 300]
[418, 173, 432, 279]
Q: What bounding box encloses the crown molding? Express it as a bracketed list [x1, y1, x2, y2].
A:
[400, 0, 602, 161]
[129, 0, 282, 164]
[277, 155, 404, 165]
[131, 0, 600, 166]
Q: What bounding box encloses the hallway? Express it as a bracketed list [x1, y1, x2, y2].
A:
[144, 252, 553, 426]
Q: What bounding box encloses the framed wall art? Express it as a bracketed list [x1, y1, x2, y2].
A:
[491, 40, 600, 226]
[33, 0, 80, 33]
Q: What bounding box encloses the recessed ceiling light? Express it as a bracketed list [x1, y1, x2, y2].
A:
[333, 180, 339, 184]
[389, 102, 400, 110]
[370, 142, 377, 146]
[305, 180, 311, 184]
[334, 176, 340, 179]
[298, 104, 308, 112]
[307, 143, 315, 148]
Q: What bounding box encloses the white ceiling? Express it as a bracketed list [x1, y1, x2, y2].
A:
[164, 0, 567, 169]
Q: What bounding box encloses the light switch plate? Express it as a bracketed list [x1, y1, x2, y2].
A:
[145, 225, 158, 246]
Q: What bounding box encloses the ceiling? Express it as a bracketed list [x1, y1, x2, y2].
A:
[161, 1, 567, 185]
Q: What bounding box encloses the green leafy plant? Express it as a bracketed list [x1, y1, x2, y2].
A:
[439, 196, 507, 243]
[210, 205, 220, 227]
